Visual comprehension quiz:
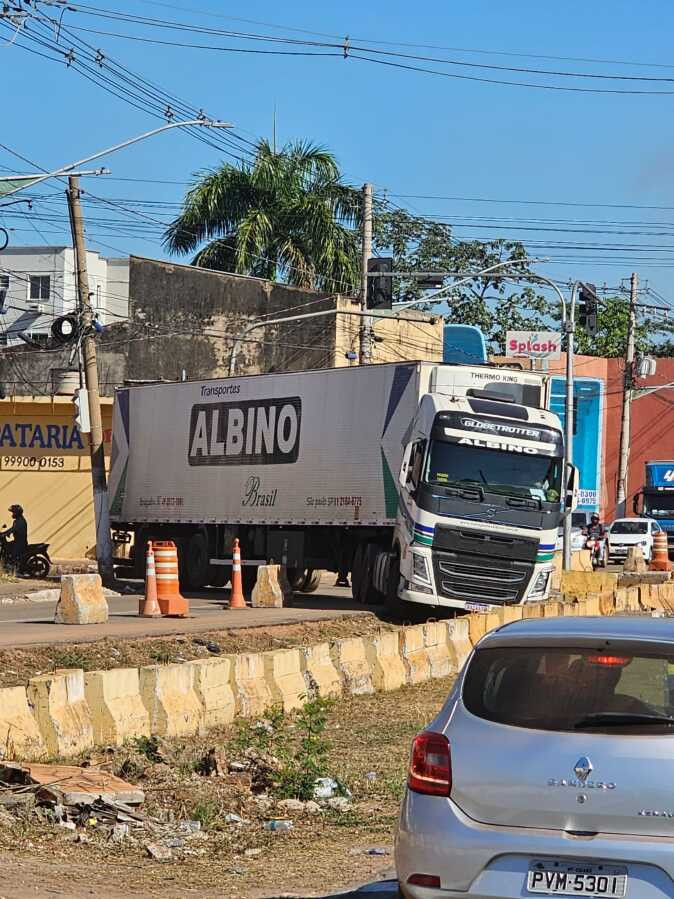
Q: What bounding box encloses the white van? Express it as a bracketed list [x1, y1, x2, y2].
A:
[607, 517, 663, 563]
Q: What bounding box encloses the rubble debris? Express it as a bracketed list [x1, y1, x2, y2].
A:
[313, 776, 339, 799]
[197, 748, 228, 777]
[0, 763, 144, 805]
[264, 819, 293, 832]
[145, 842, 172, 861]
[326, 797, 351, 812]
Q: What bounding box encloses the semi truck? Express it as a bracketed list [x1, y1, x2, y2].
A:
[633, 460, 674, 555]
[109, 361, 577, 613]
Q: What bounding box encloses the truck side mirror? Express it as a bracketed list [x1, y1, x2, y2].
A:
[565, 463, 579, 511]
[399, 443, 412, 489]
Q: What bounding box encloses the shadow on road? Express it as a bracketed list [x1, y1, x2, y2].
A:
[263, 879, 399, 898]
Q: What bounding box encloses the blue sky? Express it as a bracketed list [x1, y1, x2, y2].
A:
[3, 0, 674, 310]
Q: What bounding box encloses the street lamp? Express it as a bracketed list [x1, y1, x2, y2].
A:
[0, 119, 232, 199]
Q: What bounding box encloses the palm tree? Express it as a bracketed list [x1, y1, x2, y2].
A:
[163, 139, 361, 293]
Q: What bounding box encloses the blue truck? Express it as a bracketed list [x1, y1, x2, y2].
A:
[633, 460, 674, 556]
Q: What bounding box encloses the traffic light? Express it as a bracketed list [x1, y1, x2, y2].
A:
[578, 283, 599, 336]
[366, 257, 393, 309]
[73, 387, 91, 433]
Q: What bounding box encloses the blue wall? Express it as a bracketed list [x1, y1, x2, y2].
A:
[550, 377, 604, 512]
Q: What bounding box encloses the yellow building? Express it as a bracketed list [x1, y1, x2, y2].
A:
[0, 396, 112, 560]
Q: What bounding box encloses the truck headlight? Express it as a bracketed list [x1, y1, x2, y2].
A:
[411, 551, 431, 584]
[531, 570, 551, 595]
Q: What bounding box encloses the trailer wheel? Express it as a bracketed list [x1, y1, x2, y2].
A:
[287, 567, 306, 590]
[299, 569, 322, 593]
[182, 532, 209, 590]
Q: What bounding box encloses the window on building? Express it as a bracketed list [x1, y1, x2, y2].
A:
[0, 275, 9, 291]
[0, 333, 7, 347]
[29, 275, 50, 301]
[24, 331, 49, 347]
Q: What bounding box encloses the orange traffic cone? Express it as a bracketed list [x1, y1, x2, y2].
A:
[650, 531, 672, 572]
[228, 538, 247, 609]
[141, 541, 162, 617]
[153, 541, 189, 617]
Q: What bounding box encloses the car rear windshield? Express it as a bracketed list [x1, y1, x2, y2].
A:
[463, 646, 674, 733]
[611, 521, 648, 535]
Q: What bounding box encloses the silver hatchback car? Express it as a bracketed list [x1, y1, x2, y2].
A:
[396, 616, 674, 899]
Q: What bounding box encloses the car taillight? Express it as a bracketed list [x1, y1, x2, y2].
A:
[586, 654, 632, 667]
[407, 731, 451, 796]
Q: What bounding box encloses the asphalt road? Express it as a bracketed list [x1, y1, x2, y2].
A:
[0, 582, 377, 648]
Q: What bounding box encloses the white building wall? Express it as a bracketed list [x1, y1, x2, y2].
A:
[0, 246, 129, 343]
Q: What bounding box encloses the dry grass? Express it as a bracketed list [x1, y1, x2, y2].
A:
[0, 677, 455, 898]
[0, 614, 397, 689]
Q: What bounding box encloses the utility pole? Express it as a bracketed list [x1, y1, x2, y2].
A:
[562, 283, 578, 571]
[67, 176, 114, 585]
[359, 182, 373, 364]
[616, 271, 638, 517]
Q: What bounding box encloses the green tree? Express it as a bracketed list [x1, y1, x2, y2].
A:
[574, 297, 674, 357]
[164, 139, 360, 292]
[373, 204, 552, 352]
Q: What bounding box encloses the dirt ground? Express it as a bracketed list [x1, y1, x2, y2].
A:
[0, 677, 454, 898]
[0, 614, 397, 689]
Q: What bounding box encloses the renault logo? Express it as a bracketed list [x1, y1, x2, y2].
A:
[574, 757, 593, 784]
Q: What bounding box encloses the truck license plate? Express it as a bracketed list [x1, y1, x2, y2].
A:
[527, 861, 627, 897]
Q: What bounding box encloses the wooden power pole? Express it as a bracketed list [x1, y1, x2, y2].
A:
[359, 182, 373, 364]
[616, 271, 638, 517]
[67, 175, 114, 584]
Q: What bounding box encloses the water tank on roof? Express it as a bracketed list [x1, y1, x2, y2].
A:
[51, 368, 80, 396]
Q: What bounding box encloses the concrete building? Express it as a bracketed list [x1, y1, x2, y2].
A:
[0, 246, 129, 345]
[0, 255, 443, 392]
[0, 395, 113, 559]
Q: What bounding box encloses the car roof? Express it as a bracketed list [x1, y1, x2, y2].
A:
[481, 614, 674, 650]
[611, 517, 647, 524]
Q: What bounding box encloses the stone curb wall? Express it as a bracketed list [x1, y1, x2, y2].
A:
[1, 575, 672, 760]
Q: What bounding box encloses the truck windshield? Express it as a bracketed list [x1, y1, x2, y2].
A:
[644, 495, 674, 516]
[424, 440, 562, 502]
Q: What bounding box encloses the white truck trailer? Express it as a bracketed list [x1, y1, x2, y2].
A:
[109, 361, 577, 613]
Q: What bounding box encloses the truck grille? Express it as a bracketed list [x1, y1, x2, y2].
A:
[432, 550, 533, 604]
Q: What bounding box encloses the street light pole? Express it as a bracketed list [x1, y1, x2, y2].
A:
[0, 120, 232, 199]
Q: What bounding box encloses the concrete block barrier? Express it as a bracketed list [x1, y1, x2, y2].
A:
[300, 642, 343, 699]
[28, 669, 93, 757]
[522, 602, 546, 619]
[84, 668, 150, 746]
[0, 686, 46, 759]
[330, 637, 374, 695]
[263, 649, 306, 712]
[251, 565, 284, 609]
[399, 625, 431, 685]
[423, 622, 453, 679]
[54, 574, 109, 625]
[561, 570, 618, 596]
[468, 612, 489, 645]
[365, 631, 408, 692]
[139, 664, 203, 738]
[447, 618, 472, 670]
[230, 652, 275, 717]
[186, 658, 235, 730]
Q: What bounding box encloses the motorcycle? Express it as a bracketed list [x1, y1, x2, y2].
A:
[586, 537, 607, 570]
[0, 532, 51, 579]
